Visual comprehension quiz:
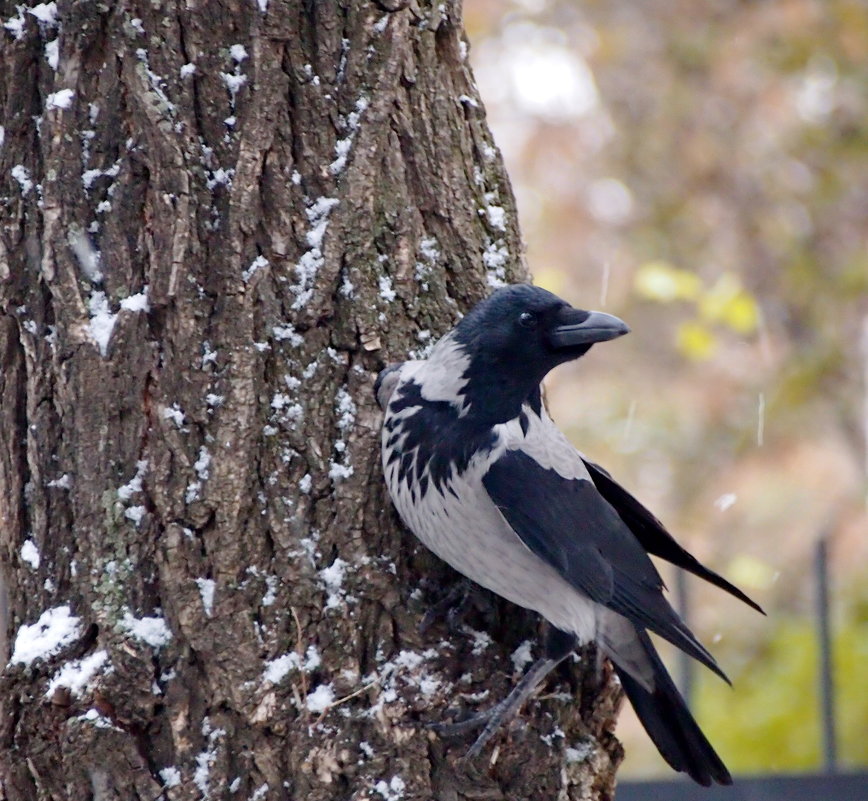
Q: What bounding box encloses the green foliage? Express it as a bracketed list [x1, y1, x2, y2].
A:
[695, 610, 868, 772]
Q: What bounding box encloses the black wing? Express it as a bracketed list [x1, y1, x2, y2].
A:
[582, 458, 764, 615]
[483, 449, 728, 682]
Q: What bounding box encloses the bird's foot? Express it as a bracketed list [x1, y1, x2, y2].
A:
[431, 648, 575, 759]
[418, 578, 472, 635]
[427, 708, 491, 738]
[428, 700, 515, 759]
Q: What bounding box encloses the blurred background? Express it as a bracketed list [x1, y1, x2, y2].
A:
[465, 0, 868, 780]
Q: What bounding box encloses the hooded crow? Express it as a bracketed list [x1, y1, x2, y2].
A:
[375, 283, 761, 786]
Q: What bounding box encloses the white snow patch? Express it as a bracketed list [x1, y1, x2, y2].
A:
[483, 241, 509, 287]
[194, 446, 211, 481]
[21, 539, 41, 569]
[255, 0, 268, 11]
[78, 708, 119, 729]
[263, 644, 319, 684]
[328, 96, 369, 175]
[291, 197, 339, 309]
[193, 721, 225, 799]
[485, 204, 506, 231]
[11, 605, 82, 666]
[419, 237, 440, 262]
[118, 459, 148, 501]
[206, 166, 234, 190]
[305, 198, 338, 250]
[87, 291, 117, 356]
[306, 683, 335, 713]
[330, 137, 353, 175]
[374, 775, 406, 801]
[261, 574, 278, 606]
[242, 255, 268, 283]
[196, 578, 216, 617]
[28, 2, 58, 26]
[202, 342, 218, 367]
[334, 387, 357, 431]
[47, 473, 72, 490]
[229, 44, 248, 62]
[120, 290, 149, 313]
[221, 72, 247, 98]
[299, 473, 312, 494]
[469, 629, 493, 655]
[320, 558, 349, 609]
[11, 165, 33, 195]
[340, 272, 355, 298]
[45, 650, 109, 698]
[565, 741, 594, 763]
[511, 640, 533, 672]
[263, 652, 301, 684]
[120, 612, 172, 648]
[328, 461, 353, 482]
[162, 404, 186, 427]
[3, 8, 26, 39]
[303, 645, 321, 671]
[378, 274, 396, 302]
[46, 89, 74, 110]
[272, 324, 303, 346]
[45, 38, 59, 70]
[124, 505, 146, 526]
[180, 62, 197, 78]
[159, 767, 181, 788]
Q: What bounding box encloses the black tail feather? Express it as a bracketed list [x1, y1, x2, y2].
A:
[583, 457, 764, 615]
[614, 631, 732, 787]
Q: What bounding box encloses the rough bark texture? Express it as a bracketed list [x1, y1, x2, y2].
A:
[0, 1, 622, 799]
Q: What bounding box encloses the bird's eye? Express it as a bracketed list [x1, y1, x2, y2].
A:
[518, 311, 538, 329]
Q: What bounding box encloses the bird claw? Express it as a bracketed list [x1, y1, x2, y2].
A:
[428, 700, 515, 758]
[427, 709, 491, 737]
[418, 579, 472, 635]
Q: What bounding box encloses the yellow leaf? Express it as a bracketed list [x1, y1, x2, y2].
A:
[723, 292, 760, 334]
[698, 273, 760, 334]
[676, 320, 717, 360]
[634, 260, 702, 302]
[727, 553, 777, 590]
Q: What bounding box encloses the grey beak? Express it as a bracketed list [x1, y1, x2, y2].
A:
[548, 309, 630, 349]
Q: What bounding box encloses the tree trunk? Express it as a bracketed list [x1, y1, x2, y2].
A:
[0, 1, 622, 798]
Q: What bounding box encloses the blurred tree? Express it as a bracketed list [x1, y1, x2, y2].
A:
[466, 0, 868, 778]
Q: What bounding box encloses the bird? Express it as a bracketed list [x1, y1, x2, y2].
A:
[375, 283, 762, 786]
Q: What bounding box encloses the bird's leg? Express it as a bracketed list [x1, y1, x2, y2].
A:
[432, 626, 578, 758]
[419, 578, 472, 635]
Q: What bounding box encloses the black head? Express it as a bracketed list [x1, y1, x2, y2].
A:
[452, 284, 629, 422]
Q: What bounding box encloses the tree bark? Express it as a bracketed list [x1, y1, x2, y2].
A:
[0, 1, 622, 799]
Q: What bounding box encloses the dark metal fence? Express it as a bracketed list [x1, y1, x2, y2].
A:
[617, 773, 868, 801]
[616, 536, 868, 799]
